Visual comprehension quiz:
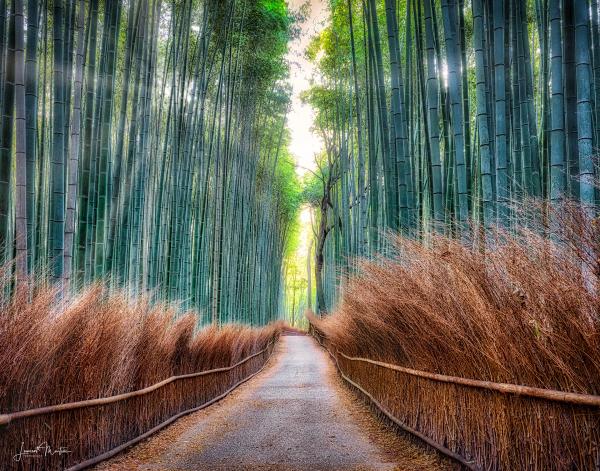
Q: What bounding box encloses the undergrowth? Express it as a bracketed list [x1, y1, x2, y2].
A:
[309, 202, 600, 469]
[0, 281, 281, 469]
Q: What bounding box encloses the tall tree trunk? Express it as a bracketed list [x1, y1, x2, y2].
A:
[347, 0, 366, 254]
[549, 0, 566, 204]
[473, 0, 494, 228]
[94, 0, 121, 278]
[24, 0, 39, 273]
[64, 0, 85, 286]
[76, 0, 98, 282]
[14, 0, 26, 281]
[563, 0, 579, 198]
[50, 0, 66, 282]
[383, 0, 407, 232]
[493, 0, 509, 224]
[0, 3, 15, 265]
[441, 0, 469, 226]
[574, 0, 596, 208]
[423, 0, 444, 227]
[367, 0, 395, 232]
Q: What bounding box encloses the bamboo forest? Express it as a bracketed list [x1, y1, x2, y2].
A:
[0, 0, 599, 470]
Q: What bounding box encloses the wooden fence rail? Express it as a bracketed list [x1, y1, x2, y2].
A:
[309, 323, 600, 470]
[337, 352, 600, 407]
[0, 346, 271, 426]
[0, 341, 276, 470]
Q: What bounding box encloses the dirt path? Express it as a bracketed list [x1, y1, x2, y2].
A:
[95, 336, 454, 471]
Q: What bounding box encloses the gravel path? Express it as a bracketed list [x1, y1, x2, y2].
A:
[95, 335, 454, 471]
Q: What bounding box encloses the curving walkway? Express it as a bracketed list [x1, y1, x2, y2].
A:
[95, 335, 453, 471]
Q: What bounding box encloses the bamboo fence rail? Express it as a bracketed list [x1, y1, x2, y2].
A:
[0, 341, 276, 470]
[336, 352, 600, 407]
[309, 323, 600, 470]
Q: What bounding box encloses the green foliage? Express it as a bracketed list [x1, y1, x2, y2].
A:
[301, 168, 325, 208]
[298, 0, 598, 316]
[300, 86, 348, 131]
[273, 153, 303, 226]
[241, 0, 292, 92]
[0, 0, 301, 327]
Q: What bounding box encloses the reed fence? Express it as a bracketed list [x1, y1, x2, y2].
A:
[310, 323, 600, 471]
[0, 341, 275, 470]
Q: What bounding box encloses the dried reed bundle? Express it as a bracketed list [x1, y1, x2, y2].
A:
[310, 202, 600, 470]
[0, 283, 281, 470]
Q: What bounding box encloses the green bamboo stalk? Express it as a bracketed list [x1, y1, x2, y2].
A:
[14, 0, 27, 280]
[50, 0, 66, 282]
[574, 0, 596, 208]
[64, 0, 85, 287]
[549, 0, 566, 204]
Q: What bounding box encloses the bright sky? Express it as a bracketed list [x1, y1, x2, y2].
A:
[286, 0, 327, 177]
[284, 0, 327, 270]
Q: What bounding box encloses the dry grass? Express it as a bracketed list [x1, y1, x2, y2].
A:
[0, 282, 281, 470]
[280, 324, 307, 336]
[310, 202, 600, 470]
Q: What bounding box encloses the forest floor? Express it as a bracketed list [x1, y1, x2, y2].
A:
[94, 335, 455, 471]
